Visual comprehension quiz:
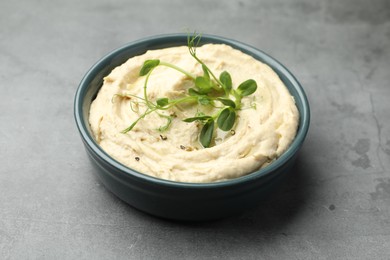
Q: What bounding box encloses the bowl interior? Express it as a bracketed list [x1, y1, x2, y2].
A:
[74, 34, 310, 187]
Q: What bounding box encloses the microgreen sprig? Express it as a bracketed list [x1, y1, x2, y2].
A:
[121, 33, 257, 148]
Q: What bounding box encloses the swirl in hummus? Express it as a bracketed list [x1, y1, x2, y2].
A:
[89, 44, 299, 183]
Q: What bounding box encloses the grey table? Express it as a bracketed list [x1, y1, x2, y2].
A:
[1, 0, 389, 259]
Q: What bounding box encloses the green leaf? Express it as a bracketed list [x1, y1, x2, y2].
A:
[198, 96, 211, 105]
[183, 115, 212, 123]
[202, 64, 210, 80]
[217, 107, 236, 131]
[216, 97, 236, 108]
[140, 59, 160, 76]
[156, 98, 169, 107]
[237, 79, 257, 96]
[200, 119, 214, 148]
[195, 76, 212, 93]
[188, 88, 201, 96]
[219, 71, 232, 92]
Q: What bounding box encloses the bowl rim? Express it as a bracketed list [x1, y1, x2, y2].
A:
[74, 33, 310, 189]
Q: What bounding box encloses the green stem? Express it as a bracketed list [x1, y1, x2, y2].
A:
[155, 112, 173, 132]
[167, 96, 198, 107]
[232, 90, 242, 109]
[160, 62, 196, 80]
[154, 96, 198, 111]
[122, 108, 156, 133]
[190, 54, 224, 88]
[143, 70, 156, 109]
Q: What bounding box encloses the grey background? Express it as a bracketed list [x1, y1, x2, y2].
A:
[1, 0, 390, 259]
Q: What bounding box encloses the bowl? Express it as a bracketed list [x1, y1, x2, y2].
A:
[74, 33, 310, 221]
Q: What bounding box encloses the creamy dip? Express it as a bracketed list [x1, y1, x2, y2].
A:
[89, 44, 299, 183]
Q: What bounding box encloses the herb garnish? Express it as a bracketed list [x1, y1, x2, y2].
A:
[121, 33, 257, 148]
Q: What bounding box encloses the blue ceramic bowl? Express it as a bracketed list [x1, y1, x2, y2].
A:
[74, 34, 310, 221]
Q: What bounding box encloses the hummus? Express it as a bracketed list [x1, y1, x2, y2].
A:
[89, 44, 299, 183]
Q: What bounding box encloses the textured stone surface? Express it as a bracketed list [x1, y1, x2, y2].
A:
[1, 0, 390, 259]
